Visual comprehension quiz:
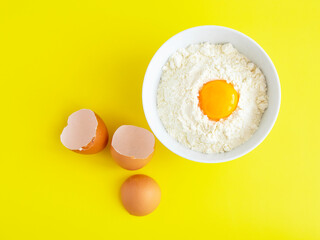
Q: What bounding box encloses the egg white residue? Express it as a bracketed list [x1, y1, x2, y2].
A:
[157, 43, 268, 153]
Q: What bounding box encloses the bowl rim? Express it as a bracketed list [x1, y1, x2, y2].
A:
[142, 25, 281, 163]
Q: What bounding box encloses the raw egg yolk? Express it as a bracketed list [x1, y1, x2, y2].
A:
[198, 80, 239, 121]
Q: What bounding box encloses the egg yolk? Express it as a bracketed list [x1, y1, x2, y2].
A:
[198, 80, 239, 121]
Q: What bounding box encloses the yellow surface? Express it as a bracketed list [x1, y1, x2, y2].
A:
[0, 0, 320, 239]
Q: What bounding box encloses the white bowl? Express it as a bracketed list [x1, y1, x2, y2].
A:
[142, 26, 281, 163]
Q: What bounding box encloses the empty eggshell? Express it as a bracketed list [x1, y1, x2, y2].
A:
[110, 125, 155, 170]
[60, 109, 108, 154]
[120, 174, 161, 216]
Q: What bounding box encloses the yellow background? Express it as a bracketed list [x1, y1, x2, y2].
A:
[1, 0, 320, 239]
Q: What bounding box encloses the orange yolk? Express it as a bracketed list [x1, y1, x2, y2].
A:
[198, 80, 239, 121]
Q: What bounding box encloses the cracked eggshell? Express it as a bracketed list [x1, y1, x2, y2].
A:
[110, 125, 155, 170]
[120, 174, 161, 216]
[60, 109, 108, 154]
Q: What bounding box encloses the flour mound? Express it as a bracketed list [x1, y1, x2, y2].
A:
[157, 42, 268, 153]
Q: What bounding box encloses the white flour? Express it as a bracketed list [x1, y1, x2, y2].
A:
[157, 42, 268, 153]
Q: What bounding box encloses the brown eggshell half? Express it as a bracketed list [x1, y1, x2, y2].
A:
[60, 109, 108, 154]
[110, 125, 155, 170]
[120, 174, 161, 216]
